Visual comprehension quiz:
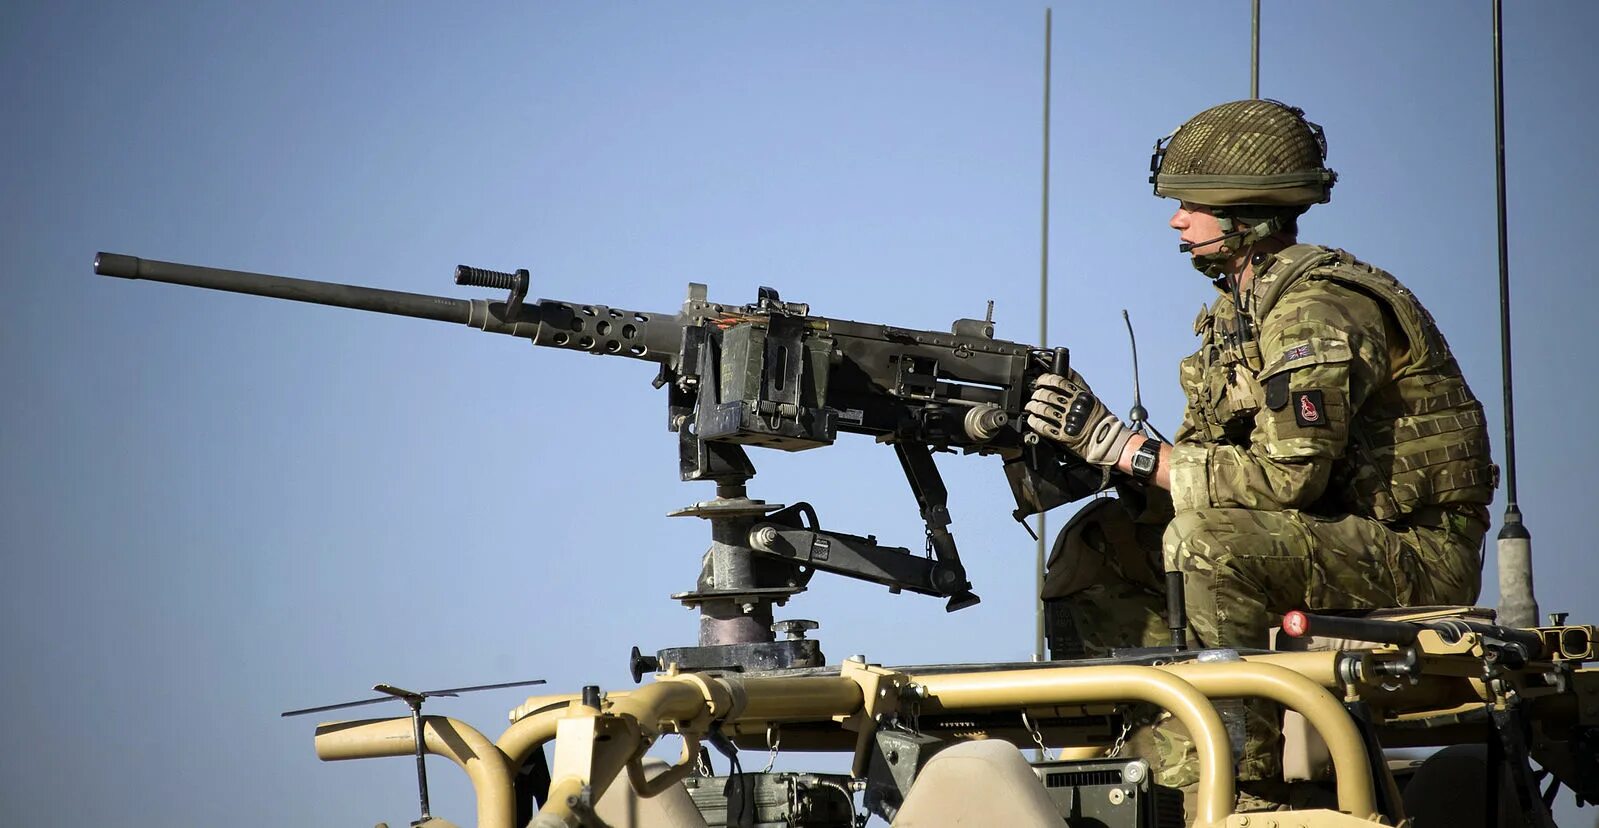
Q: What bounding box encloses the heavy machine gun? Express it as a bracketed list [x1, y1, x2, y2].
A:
[95, 252, 1106, 674]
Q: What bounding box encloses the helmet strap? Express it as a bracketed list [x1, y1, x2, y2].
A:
[1227, 243, 1258, 341]
[1187, 210, 1282, 280]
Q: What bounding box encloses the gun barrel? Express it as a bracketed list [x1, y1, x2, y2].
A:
[96, 253, 477, 326]
[1281, 611, 1420, 647]
[1282, 610, 1547, 658]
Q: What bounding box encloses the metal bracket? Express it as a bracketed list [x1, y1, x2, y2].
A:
[748, 519, 957, 600]
[893, 442, 978, 610]
[839, 658, 911, 778]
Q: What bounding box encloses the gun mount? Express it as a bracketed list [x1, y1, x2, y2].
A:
[95, 253, 1107, 674]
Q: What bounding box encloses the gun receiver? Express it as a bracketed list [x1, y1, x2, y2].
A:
[96, 252, 1105, 664]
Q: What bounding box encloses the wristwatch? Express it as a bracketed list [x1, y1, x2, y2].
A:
[1131, 438, 1162, 480]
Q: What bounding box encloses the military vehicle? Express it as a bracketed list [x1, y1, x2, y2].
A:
[75, 2, 1599, 824]
[91, 251, 1599, 828]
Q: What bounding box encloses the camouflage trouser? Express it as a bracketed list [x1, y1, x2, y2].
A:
[1045, 491, 1484, 784]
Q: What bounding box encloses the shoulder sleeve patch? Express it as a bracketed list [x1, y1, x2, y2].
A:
[1258, 336, 1353, 379]
[1292, 389, 1328, 427]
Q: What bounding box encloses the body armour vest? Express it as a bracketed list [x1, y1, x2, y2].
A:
[1177, 244, 1497, 523]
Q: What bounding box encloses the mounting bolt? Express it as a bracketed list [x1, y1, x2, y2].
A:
[771, 619, 819, 641]
[750, 525, 780, 549]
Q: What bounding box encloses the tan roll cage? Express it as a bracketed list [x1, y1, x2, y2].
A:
[307, 647, 1446, 828]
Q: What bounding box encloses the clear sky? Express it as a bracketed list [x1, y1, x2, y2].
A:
[4, 2, 1597, 826]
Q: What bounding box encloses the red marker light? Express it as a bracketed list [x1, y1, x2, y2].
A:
[1282, 610, 1309, 638]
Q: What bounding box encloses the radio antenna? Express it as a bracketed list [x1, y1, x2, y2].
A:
[1250, 0, 1261, 98]
[1033, 7, 1054, 667]
[1490, 0, 1537, 627]
[1121, 310, 1167, 443]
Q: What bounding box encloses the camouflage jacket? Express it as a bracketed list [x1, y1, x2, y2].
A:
[1166, 244, 1496, 525]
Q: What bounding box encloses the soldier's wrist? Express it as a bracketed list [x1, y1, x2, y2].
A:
[1088, 418, 1135, 467]
[1129, 437, 1163, 480]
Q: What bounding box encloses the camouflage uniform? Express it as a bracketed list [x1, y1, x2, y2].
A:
[1045, 243, 1495, 784]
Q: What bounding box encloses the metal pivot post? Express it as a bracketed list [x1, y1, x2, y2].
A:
[671, 478, 790, 645]
[325, 683, 443, 826]
[404, 694, 432, 823]
[658, 477, 824, 673]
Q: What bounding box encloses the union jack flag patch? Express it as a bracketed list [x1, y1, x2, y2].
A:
[1282, 343, 1314, 362]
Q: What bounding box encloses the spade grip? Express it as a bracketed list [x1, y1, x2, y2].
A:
[1049, 346, 1070, 377]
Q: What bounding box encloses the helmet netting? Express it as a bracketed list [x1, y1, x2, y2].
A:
[1162, 100, 1325, 179]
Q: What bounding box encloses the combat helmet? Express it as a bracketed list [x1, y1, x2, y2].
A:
[1150, 99, 1337, 276]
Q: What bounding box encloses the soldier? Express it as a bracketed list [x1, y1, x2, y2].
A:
[1024, 99, 1498, 800]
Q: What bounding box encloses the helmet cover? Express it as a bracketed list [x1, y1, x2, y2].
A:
[1151, 99, 1337, 207]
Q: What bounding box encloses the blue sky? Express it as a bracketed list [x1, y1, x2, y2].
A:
[4, 2, 1597, 825]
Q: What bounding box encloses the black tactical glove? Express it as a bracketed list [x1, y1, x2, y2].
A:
[1025, 371, 1135, 468]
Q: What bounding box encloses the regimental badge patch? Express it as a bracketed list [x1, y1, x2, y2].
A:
[1281, 343, 1314, 362]
[1293, 389, 1327, 427]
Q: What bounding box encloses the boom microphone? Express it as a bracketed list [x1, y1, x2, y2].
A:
[1178, 227, 1248, 253]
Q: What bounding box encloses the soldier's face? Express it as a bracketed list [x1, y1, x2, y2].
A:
[1170, 202, 1228, 257]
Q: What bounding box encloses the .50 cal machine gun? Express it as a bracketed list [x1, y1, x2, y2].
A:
[94, 253, 1106, 675]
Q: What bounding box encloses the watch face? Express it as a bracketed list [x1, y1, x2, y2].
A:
[1133, 444, 1158, 476]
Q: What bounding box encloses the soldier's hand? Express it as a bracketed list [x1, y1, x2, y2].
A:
[1025, 371, 1135, 468]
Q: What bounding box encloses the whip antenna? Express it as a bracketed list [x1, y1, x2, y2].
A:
[1491, 0, 1537, 627]
[1121, 310, 1167, 443]
[1033, 6, 1053, 666]
[1250, 0, 1260, 98]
